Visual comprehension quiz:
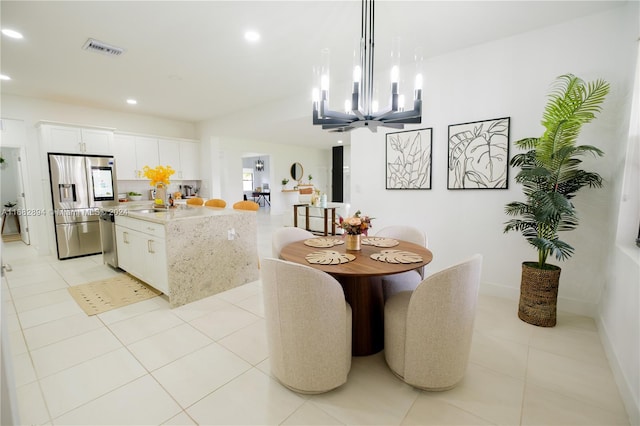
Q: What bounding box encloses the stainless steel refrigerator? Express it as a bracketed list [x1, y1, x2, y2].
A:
[48, 153, 118, 260]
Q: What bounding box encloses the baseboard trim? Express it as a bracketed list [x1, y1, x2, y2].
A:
[480, 281, 597, 317]
[597, 316, 639, 425]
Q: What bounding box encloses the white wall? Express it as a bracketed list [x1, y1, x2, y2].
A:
[599, 37, 640, 425]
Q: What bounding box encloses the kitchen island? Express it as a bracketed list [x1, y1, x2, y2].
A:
[112, 204, 259, 307]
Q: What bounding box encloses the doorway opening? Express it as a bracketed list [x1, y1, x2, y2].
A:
[0, 147, 30, 245]
[241, 154, 271, 209]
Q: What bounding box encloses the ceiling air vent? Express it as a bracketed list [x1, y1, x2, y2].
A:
[82, 38, 124, 56]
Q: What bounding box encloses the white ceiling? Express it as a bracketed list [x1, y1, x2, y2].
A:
[0, 1, 624, 147]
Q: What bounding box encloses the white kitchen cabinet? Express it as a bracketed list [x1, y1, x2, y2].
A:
[115, 225, 144, 278]
[158, 138, 200, 180]
[179, 140, 200, 180]
[113, 134, 161, 180]
[158, 138, 181, 177]
[112, 134, 138, 180]
[115, 217, 168, 294]
[135, 136, 159, 178]
[112, 132, 199, 182]
[145, 237, 167, 292]
[40, 124, 112, 155]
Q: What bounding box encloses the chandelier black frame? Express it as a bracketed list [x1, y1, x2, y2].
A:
[312, 0, 422, 132]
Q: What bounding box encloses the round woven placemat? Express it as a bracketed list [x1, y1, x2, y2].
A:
[362, 237, 399, 247]
[304, 238, 345, 248]
[306, 250, 355, 265]
[370, 249, 423, 264]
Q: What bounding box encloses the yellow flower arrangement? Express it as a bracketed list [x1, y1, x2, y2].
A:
[143, 165, 175, 186]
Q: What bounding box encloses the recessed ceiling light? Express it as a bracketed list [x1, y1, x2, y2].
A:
[244, 31, 260, 43]
[1, 29, 23, 39]
[0, 75, 11, 81]
[126, 99, 137, 105]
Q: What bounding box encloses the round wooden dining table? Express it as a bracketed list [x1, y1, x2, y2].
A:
[280, 238, 433, 356]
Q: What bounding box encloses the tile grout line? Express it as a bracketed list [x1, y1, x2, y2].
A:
[4, 263, 56, 425]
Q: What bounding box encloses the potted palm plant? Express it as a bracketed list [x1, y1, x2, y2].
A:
[504, 73, 609, 327]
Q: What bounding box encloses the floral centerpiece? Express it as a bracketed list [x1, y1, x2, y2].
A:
[339, 210, 373, 251]
[142, 165, 175, 186]
[339, 210, 372, 235]
[143, 165, 175, 206]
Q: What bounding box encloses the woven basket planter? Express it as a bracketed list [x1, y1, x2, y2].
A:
[518, 262, 561, 327]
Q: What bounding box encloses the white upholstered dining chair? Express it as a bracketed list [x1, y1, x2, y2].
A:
[374, 225, 428, 299]
[384, 254, 482, 391]
[271, 227, 315, 258]
[261, 258, 352, 394]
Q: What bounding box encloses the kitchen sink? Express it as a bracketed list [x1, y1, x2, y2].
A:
[131, 209, 163, 214]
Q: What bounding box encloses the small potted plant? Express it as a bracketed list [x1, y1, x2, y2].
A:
[281, 178, 289, 189]
[127, 191, 143, 201]
[504, 74, 609, 327]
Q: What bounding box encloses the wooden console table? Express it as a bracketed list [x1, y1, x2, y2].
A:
[293, 204, 336, 236]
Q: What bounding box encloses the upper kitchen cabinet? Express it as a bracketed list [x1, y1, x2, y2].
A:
[158, 138, 181, 176]
[179, 140, 200, 180]
[113, 134, 159, 180]
[39, 123, 113, 155]
[113, 133, 200, 181]
[134, 136, 160, 176]
[159, 138, 200, 180]
[112, 134, 138, 179]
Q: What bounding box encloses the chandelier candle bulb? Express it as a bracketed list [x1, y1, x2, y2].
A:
[391, 66, 400, 85]
[321, 74, 330, 91]
[311, 0, 422, 132]
[415, 73, 423, 91]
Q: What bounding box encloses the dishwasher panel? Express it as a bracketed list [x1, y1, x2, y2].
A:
[99, 210, 118, 268]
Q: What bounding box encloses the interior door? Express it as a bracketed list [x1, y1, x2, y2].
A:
[13, 149, 30, 244]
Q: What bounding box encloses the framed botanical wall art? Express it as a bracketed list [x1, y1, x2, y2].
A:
[447, 117, 510, 189]
[386, 128, 432, 190]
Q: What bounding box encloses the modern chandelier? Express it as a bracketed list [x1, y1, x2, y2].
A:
[255, 158, 264, 171]
[312, 0, 423, 133]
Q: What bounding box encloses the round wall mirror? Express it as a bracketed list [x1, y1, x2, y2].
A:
[290, 162, 303, 181]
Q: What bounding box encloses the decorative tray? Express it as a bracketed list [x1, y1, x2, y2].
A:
[370, 249, 423, 264]
[306, 250, 355, 265]
[304, 238, 345, 248]
[362, 237, 399, 247]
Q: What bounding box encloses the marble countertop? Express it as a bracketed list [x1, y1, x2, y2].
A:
[107, 202, 248, 225]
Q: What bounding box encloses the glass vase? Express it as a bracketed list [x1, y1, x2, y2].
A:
[345, 234, 361, 251]
[154, 183, 167, 208]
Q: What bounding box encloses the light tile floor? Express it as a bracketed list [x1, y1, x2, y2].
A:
[1, 209, 630, 425]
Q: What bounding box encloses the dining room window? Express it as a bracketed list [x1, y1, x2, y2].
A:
[242, 168, 254, 191]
